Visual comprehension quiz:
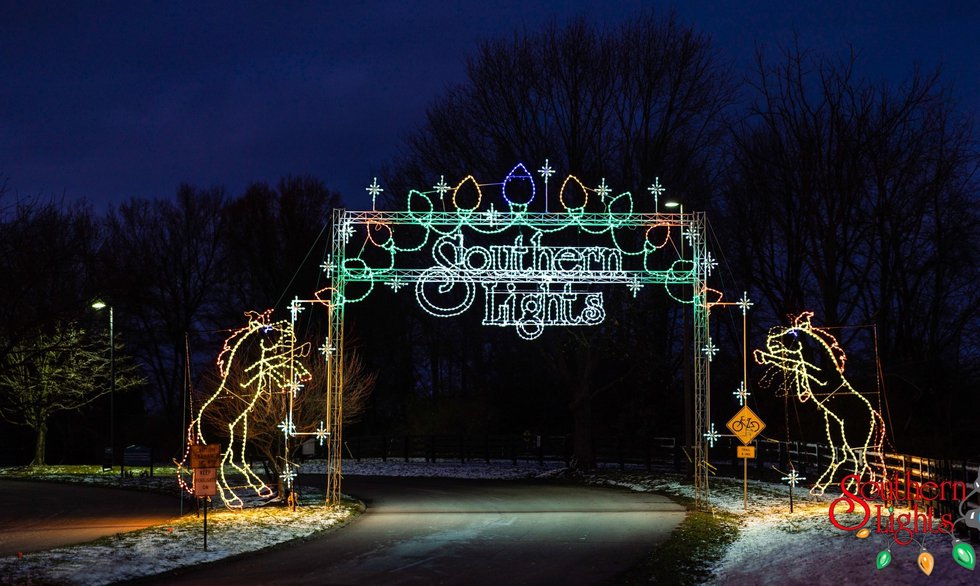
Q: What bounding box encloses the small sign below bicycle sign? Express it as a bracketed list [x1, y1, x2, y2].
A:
[726, 405, 766, 445]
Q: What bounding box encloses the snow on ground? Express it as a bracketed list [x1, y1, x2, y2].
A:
[587, 472, 979, 585]
[0, 458, 560, 585]
[0, 486, 355, 586]
[3, 460, 977, 584]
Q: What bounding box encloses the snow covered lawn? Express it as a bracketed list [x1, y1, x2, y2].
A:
[585, 472, 979, 585]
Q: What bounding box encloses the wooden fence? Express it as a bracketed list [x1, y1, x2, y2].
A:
[342, 434, 679, 471]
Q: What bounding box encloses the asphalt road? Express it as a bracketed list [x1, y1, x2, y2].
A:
[140, 475, 686, 585]
[0, 479, 183, 556]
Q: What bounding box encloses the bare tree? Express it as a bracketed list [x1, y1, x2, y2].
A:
[387, 12, 734, 207]
[0, 323, 143, 465]
[723, 44, 980, 454]
[0, 197, 101, 375]
[383, 11, 734, 468]
[101, 185, 229, 429]
[222, 176, 341, 314]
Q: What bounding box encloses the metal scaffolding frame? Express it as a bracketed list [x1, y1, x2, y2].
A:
[323, 207, 713, 509]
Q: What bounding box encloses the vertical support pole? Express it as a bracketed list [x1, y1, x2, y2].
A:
[325, 208, 348, 505]
[743, 456, 748, 511]
[203, 497, 209, 550]
[690, 211, 711, 511]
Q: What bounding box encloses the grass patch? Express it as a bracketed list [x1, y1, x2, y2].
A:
[617, 497, 740, 585]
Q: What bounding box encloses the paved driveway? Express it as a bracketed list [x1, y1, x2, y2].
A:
[0, 479, 183, 556]
[141, 475, 686, 585]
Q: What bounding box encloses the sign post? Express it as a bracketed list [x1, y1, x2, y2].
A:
[190, 444, 220, 550]
[726, 406, 765, 511]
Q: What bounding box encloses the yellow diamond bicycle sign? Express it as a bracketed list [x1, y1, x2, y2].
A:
[726, 405, 766, 445]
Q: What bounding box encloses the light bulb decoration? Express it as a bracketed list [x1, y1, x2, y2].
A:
[340, 165, 715, 341]
[452, 175, 483, 211]
[850, 479, 980, 574]
[918, 549, 935, 576]
[502, 163, 536, 210]
[558, 174, 589, 212]
[943, 470, 980, 570]
[754, 312, 888, 495]
[953, 541, 977, 571]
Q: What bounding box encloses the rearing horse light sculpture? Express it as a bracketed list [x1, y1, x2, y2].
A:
[753, 312, 887, 495]
[183, 310, 312, 509]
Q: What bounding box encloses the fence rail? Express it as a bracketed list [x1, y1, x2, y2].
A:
[342, 434, 679, 471]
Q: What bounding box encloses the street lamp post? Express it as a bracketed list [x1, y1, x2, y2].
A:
[663, 201, 690, 471]
[92, 301, 114, 470]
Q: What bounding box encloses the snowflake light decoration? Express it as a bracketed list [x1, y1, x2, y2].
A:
[315, 421, 329, 446]
[595, 178, 611, 201]
[647, 177, 665, 211]
[366, 177, 383, 210]
[702, 339, 719, 361]
[627, 278, 643, 297]
[278, 416, 296, 438]
[732, 381, 751, 406]
[704, 422, 720, 448]
[782, 469, 805, 487]
[433, 175, 451, 198]
[386, 276, 407, 292]
[280, 463, 297, 489]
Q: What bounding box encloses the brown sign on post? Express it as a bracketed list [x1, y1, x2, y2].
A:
[193, 467, 218, 497]
[190, 444, 221, 469]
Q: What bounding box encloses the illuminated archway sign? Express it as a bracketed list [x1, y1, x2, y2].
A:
[321, 162, 718, 509]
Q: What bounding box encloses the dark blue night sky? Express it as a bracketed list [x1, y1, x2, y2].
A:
[2, 1, 976, 211]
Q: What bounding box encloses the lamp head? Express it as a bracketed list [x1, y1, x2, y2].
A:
[664, 201, 682, 209]
[91, 300, 107, 310]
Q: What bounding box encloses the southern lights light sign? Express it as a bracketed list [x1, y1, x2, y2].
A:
[332, 163, 708, 340]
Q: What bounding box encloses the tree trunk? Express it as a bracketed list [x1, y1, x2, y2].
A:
[32, 420, 47, 466]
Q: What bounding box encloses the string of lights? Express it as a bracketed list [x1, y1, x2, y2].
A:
[323, 162, 717, 510]
[754, 312, 888, 495]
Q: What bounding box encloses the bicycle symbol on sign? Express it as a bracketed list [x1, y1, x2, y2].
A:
[730, 416, 761, 433]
